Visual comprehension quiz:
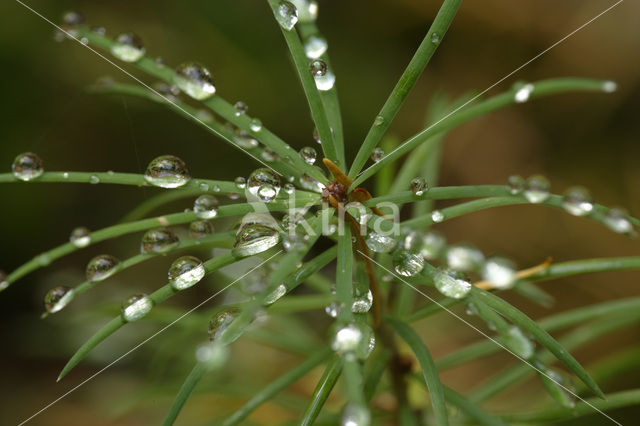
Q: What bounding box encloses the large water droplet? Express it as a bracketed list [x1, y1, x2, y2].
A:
[393, 250, 424, 277]
[209, 307, 240, 340]
[110, 32, 145, 62]
[140, 228, 180, 254]
[446, 244, 485, 272]
[69, 226, 91, 248]
[482, 256, 516, 289]
[275, 1, 298, 30]
[248, 168, 281, 202]
[44, 286, 74, 313]
[370, 147, 384, 163]
[351, 282, 373, 313]
[514, 83, 534, 103]
[410, 177, 428, 196]
[12, 152, 43, 181]
[421, 231, 446, 260]
[144, 155, 191, 188]
[331, 323, 375, 360]
[173, 62, 216, 100]
[603, 207, 634, 235]
[365, 232, 397, 253]
[431, 210, 444, 223]
[341, 403, 370, 426]
[312, 64, 335, 91]
[299, 146, 317, 165]
[86, 254, 121, 281]
[507, 174, 525, 195]
[121, 294, 153, 322]
[503, 326, 534, 359]
[169, 256, 205, 290]
[434, 269, 472, 299]
[562, 186, 593, 216]
[233, 224, 280, 256]
[602, 80, 617, 93]
[304, 35, 328, 59]
[264, 283, 287, 304]
[190, 219, 214, 238]
[193, 194, 219, 219]
[524, 175, 550, 203]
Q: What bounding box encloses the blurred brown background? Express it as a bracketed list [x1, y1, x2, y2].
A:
[1, 0, 638, 424]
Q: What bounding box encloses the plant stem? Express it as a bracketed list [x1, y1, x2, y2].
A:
[351, 78, 616, 188]
[162, 363, 206, 426]
[266, 0, 341, 168]
[300, 355, 342, 426]
[348, 0, 463, 178]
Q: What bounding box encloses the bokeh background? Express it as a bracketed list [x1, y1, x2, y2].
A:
[1, 0, 639, 424]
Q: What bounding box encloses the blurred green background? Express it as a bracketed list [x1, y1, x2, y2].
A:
[1, 0, 639, 424]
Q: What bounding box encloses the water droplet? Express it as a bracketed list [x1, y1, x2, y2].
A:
[121, 294, 153, 322]
[299, 146, 317, 165]
[264, 283, 287, 304]
[262, 147, 280, 162]
[402, 230, 423, 253]
[370, 147, 384, 163]
[524, 175, 550, 203]
[275, 1, 299, 30]
[69, 226, 91, 248]
[304, 35, 328, 59]
[393, 250, 424, 277]
[514, 83, 534, 103]
[482, 256, 516, 289]
[44, 286, 74, 313]
[291, 0, 318, 23]
[283, 183, 295, 194]
[602, 80, 617, 93]
[144, 155, 191, 188]
[421, 231, 446, 260]
[249, 118, 263, 132]
[232, 176, 246, 190]
[173, 62, 216, 100]
[110, 32, 145, 62]
[152, 81, 180, 103]
[232, 128, 259, 149]
[233, 101, 248, 116]
[190, 220, 214, 238]
[140, 228, 179, 254]
[86, 254, 121, 281]
[282, 212, 305, 230]
[503, 326, 534, 359]
[603, 207, 634, 235]
[446, 244, 485, 272]
[193, 194, 219, 219]
[238, 213, 280, 232]
[63, 172, 69, 179]
[92, 27, 106, 36]
[374, 115, 385, 126]
[312, 64, 335, 91]
[365, 232, 397, 253]
[0, 270, 8, 292]
[169, 256, 205, 290]
[80, 37, 89, 46]
[341, 403, 371, 426]
[331, 323, 375, 360]
[507, 174, 526, 195]
[12, 152, 43, 181]
[434, 269, 472, 299]
[248, 168, 281, 202]
[312, 127, 321, 144]
[209, 307, 240, 340]
[234, 224, 280, 256]
[351, 283, 373, 313]
[60, 11, 84, 38]
[541, 366, 577, 408]
[431, 210, 444, 223]
[299, 173, 324, 192]
[410, 177, 428, 196]
[562, 186, 593, 216]
[325, 301, 341, 318]
[89, 174, 100, 184]
[430, 32, 441, 44]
